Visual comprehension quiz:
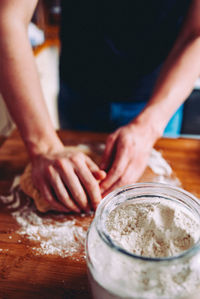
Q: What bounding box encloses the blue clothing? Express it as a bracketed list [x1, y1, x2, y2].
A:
[58, 82, 183, 136]
[111, 102, 184, 137]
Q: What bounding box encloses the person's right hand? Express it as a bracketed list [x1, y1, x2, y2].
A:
[30, 145, 106, 213]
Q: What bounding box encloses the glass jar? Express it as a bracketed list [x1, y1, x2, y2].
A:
[86, 183, 200, 299]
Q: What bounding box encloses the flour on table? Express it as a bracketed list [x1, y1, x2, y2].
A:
[12, 204, 88, 258]
[0, 180, 90, 259]
[0, 145, 180, 258]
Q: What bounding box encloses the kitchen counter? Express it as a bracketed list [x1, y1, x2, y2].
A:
[0, 130, 199, 299]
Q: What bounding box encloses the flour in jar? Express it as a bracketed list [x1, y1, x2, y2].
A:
[106, 199, 200, 258]
[88, 197, 200, 299]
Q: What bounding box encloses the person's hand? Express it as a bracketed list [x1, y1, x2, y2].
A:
[30, 146, 106, 213]
[100, 120, 159, 196]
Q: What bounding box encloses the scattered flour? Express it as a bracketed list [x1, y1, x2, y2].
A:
[12, 205, 88, 257]
[148, 149, 172, 176]
[106, 200, 200, 258]
[0, 146, 181, 258]
[0, 181, 90, 258]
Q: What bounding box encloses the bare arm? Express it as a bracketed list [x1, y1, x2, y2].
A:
[138, 0, 200, 135]
[0, 0, 105, 212]
[0, 0, 60, 155]
[101, 0, 200, 194]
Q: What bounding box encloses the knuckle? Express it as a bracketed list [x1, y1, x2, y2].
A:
[70, 152, 84, 164]
[87, 177, 99, 190]
[73, 190, 83, 200]
[54, 157, 64, 168]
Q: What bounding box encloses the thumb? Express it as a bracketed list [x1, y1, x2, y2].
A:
[100, 134, 117, 171]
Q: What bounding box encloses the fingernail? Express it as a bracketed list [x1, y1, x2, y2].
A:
[100, 170, 107, 178]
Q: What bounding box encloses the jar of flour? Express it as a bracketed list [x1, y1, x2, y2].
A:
[86, 183, 200, 299]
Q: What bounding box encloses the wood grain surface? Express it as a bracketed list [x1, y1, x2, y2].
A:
[0, 130, 199, 299]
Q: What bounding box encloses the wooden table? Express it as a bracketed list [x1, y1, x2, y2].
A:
[0, 130, 199, 299]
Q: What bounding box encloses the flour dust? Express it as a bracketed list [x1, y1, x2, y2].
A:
[0, 145, 180, 258]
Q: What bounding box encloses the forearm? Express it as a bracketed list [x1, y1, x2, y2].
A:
[0, 17, 62, 157]
[133, 0, 200, 138]
[139, 35, 200, 136]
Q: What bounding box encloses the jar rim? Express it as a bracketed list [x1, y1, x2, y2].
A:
[95, 182, 200, 262]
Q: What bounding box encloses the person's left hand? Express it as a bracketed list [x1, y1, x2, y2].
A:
[100, 120, 159, 196]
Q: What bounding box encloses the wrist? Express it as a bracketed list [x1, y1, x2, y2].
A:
[129, 106, 165, 143]
[23, 131, 64, 158]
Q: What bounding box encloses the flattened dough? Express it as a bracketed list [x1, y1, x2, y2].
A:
[20, 144, 159, 213]
[20, 145, 101, 213]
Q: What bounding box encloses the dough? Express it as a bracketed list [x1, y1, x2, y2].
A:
[20, 145, 101, 213]
[20, 144, 165, 213]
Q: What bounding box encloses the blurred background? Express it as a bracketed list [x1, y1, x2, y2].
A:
[0, 0, 199, 137]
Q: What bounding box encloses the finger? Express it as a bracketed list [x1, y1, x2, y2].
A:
[75, 162, 102, 210]
[102, 175, 129, 198]
[93, 170, 107, 180]
[37, 179, 70, 213]
[100, 134, 117, 171]
[47, 165, 81, 213]
[93, 170, 107, 181]
[102, 161, 142, 197]
[102, 181, 121, 198]
[100, 142, 129, 193]
[85, 156, 107, 180]
[57, 161, 90, 212]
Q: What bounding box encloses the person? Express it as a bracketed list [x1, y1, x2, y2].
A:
[0, 0, 200, 213]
